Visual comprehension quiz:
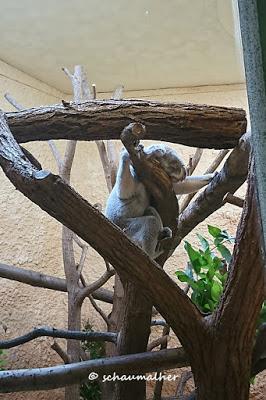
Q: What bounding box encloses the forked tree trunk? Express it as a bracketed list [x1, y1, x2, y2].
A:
[189, 169, 264, 400]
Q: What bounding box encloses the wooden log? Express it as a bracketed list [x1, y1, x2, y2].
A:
[6, 99, 247, 149]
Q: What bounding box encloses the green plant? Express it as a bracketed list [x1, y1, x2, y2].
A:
[175, 225, 234, 313]
[80, 322, 105, 400]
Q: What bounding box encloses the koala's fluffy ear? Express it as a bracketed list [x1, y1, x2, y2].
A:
[144, 144, 186, 182]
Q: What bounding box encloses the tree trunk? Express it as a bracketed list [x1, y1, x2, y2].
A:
[115, 281, 153, 400]
[65, 297, 81, 400]
[190, 167, 265, 400]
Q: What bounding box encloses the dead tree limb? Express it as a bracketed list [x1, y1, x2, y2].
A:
[0, 112, 202, 348]
[175, 133, 250, 248]
[4, 92, 63, 168]
[0, 327, 117, 349]
[0, 347, 188, 393]
[51, 341, 70, 364]
[180, 149, 230, 212]
[0, 262, 113, 303]
[6, 100, 247, 149]
[223, 193, 244, 208]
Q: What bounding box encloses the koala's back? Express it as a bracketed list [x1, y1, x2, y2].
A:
[105, 180, 149, 228]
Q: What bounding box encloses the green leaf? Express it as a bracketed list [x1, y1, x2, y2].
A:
[211, 281, 223, 302]
[208, 225, 221, 238]
[175, 271, 198, 290]
[197, 234, 210, 251]
[207, 264, 216, 280]
[217, 244, 232, 263]
[184, 242, 202, 274]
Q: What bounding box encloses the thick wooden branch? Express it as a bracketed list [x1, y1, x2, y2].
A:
[174, 133, 250, 248]
[6, 100, 247, 149]
[0, 113, 203, 350]
[0, 262, 113, 304]
[0, 327, 117, 349]
[0, 347, 188, 393]
[213, 166, 265, 329]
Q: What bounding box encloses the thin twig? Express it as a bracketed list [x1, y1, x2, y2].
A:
[51, 340, 70, 364]
[187, 148, 203, 175]
[89, 295, 110, 328]
[180, 149, 230, 212]
[96, 140, 113, 192]
[0, 327, 117, 349]
[4, 92, 63, 169]
[79, 269, 115, 302]
[77, 245, 88, 277]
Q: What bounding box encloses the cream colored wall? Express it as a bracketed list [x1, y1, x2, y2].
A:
[0, 61, 256, 399]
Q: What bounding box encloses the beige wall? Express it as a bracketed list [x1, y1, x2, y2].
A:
[1, 61, 263, 399]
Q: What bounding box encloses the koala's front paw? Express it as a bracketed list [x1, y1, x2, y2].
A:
[158, 227, 172, 241]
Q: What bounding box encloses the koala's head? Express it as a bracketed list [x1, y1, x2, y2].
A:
[144, 144, 186, 182]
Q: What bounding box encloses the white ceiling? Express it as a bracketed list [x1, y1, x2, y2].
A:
[0, 0, 244, 94]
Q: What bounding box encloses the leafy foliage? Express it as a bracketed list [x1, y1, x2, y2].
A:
[175, 225, 234, 313]
[80, 322, 105, 400]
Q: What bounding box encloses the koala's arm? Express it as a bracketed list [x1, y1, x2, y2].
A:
[173, 173, 215, 194]
[115, 150, 139, 199]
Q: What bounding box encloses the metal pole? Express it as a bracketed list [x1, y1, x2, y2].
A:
[238, 0, 266, 275]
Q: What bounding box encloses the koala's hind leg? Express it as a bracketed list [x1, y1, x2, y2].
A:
[123, 208, 172, 259]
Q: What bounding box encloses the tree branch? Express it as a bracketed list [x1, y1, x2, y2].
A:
[212, 161, 265, 328]
[0, 112, 203, 350]
[0, 347, 188, 393]
[0, 262, 113, 304]
[180, 149, 230, 212]
[0, 327, 117, 349]
[175, 133, 250, 248]
[78, 269, 115, 303]
[4, 92, 63, 169]
[223, 193, 244, 208]
[6, 100, 247, 149]
[51, 340, 70, 364]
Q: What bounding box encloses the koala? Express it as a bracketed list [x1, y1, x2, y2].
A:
[144, 144, 214, 195]
[105, 148, 172, 260]
[105, 144, 214, 259]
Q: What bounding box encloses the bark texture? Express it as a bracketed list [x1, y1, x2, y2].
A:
[0, 113, 264, 400]
[6, 99, 247, 149]
[191, 167, 265, 400]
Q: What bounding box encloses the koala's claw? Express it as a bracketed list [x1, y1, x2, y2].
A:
[158, 227, 172, 241]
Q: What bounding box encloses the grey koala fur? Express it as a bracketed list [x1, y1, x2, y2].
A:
[105, 144, 214, 259]
[105, 148, 171, 260]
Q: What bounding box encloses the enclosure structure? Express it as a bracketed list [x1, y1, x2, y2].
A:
[0, 56, 264, 400]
